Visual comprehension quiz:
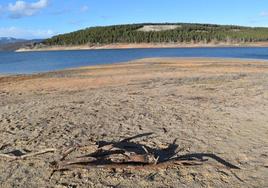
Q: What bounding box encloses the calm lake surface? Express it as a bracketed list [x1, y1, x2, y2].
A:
[1, 47, 268, 74]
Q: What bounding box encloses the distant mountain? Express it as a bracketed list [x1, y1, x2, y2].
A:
[0, 38, 43, 51]
[0, 37, 27, 45]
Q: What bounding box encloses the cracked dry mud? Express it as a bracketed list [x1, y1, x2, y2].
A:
[0, 58, 268, 187]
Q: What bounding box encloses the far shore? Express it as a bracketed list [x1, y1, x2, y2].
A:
[16, 42, 268, 52]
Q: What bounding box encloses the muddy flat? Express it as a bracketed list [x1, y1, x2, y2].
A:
[0, 58, 267, 187]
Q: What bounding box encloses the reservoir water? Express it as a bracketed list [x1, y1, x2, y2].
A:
[1, 47, 268, 74]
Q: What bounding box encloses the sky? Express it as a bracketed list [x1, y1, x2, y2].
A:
[0, 0, 268, 39]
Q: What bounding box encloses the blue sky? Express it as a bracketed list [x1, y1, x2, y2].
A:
[0, 0, 268, 39]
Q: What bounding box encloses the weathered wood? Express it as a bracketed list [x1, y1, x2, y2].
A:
[108, 152, 157, 164]
[50, 134, 239, 172]
[56, 156, 97, 169]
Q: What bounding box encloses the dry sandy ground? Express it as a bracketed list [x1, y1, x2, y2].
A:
[0, 58, 268, 187]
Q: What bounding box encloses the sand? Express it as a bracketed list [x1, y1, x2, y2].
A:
[0, 58, 268, 187]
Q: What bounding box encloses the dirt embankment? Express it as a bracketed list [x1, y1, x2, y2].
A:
[0, 58, 268, 187]
[16, 42, 268, 52]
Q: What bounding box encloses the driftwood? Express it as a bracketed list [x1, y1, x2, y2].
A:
[49, 133, 240, 173]
[51, 133, 204, 172]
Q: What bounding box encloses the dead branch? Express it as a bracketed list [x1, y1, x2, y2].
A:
[56, 156, 97, 169]
[108, 152, 157, 164]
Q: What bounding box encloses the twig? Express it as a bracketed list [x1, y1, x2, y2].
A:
[154, 156, 159, 165]
[0, 148, 56, 160]
[60, 143, 98, 161]
[142, 146, 149, 154]
[0, 153, 17, 160]
[60, 147, 77, 161]
[120, 133, 153, 142]
[230, 170, 244, 182]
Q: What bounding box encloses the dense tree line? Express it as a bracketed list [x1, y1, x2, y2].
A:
[43, 23, 268, 45]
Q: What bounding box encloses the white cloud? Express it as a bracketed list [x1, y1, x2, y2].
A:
[80, 5, 88, 12]
[8, 0, 49, 18]
[0, 27, 55, 39]
[260, 11, 268, 17]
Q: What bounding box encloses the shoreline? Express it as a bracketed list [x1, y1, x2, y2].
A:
[16, 42, 268, 52]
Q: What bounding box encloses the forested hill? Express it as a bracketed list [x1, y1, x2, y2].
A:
[43, 23, 268, 46]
